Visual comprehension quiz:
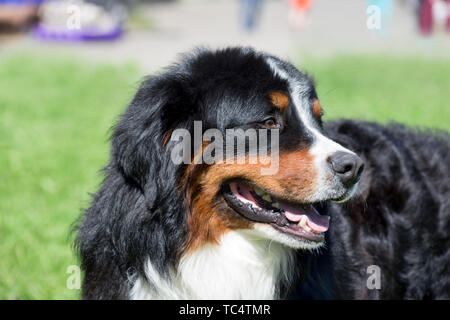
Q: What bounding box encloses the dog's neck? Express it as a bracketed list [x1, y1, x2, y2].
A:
[130, 230, 296, 299]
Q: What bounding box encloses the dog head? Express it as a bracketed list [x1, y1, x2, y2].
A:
[112, 48, 364, 258]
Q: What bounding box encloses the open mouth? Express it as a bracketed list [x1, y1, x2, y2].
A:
[222, 181, 330, 242]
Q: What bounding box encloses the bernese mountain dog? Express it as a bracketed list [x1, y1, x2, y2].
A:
[75, 47, 450, 299]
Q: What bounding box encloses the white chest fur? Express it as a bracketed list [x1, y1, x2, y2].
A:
[130, 230, 296, 299]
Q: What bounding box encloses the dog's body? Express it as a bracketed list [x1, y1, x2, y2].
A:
[296, 120, 450, 299]
[76, 48, 450, 299]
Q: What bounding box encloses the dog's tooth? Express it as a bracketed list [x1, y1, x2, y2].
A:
[298, 215, 307, 227]
[262, 194, 272, 202]
[254, 186, 264, 196]
[304, 226, 312, 232]
[272, 202, 280, 209]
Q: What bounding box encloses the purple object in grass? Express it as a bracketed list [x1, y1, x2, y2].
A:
[32, 22, 122, 41]
[0, 0, 45, 4]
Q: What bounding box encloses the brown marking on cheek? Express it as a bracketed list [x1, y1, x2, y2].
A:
[179, 140, 210, 188]
[187, 149, 317, 251]
[269, 91, 289, 111]
[276, 150, 317, 198]
[181, 145, 317, 253]
[185, 190, 252, 254]
[179, 142, 251, 254]
[183, 162, 252, 254]
[312, 99, 323, 118]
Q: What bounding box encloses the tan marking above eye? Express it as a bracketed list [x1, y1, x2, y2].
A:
[312, 99, 323, 118]
[268, 92, 289, 110]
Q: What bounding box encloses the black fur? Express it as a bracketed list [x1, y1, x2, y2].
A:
[295, 120, 450, 299]
[75, 47, 296, 299]
[75, 47, 450, 299]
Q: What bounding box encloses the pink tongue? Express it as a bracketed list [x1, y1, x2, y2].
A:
[229, 183, 257, 205]
[229, 182, 329, 233]
[280, 202, 329, 233]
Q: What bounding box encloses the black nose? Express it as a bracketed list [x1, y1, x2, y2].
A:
[328, 151, 364, 187]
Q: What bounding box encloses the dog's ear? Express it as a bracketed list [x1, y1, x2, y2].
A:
[111, 74, 194, 204]
[77, 75, 196, 288]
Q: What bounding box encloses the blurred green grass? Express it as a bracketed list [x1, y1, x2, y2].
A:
[0, 55, 138, 299]
[0, 54, 449, 299]
[302, 55, 450, 130]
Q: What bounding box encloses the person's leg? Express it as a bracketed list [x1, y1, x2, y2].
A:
[240, 0, 263, 31]
[419, 0, 433, 35]
[446, 0, 450, 32]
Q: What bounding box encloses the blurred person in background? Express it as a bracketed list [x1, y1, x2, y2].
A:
[419, 0, 433, 35]
[239, 0, 264, 32]
[432, 0, 450, 32]
[448, 0, 450, 31]
[288, 0, 313, 31]
[418, 0, 450, 35]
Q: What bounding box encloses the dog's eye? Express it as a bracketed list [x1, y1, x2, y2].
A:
[263, 118, 279, 129]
